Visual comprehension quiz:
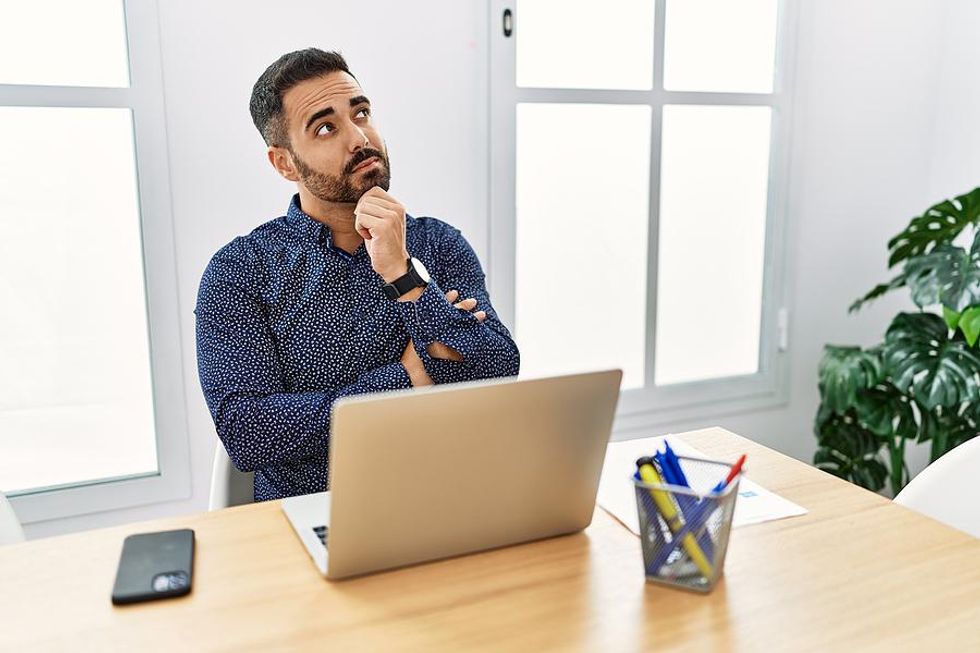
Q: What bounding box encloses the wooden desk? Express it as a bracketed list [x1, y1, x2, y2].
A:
[2, 428, 978, 652]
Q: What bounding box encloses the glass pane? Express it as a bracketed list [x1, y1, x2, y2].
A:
[654, 105, 772, 385]
[516, 0, 654, 90]
[516, 103, 651, 389]
[663, 0, 778, 93]
[0, 107, 157, 494]
[0, 0, 130, 87]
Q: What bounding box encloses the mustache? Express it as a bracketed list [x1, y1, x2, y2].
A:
[345, 148, 386, 174]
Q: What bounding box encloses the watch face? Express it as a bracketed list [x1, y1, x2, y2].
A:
[411, 257, 431, 283]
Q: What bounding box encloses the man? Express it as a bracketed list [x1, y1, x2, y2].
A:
[195, 48, 520, 501]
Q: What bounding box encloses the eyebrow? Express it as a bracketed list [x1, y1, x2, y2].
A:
[304, 95, 372, 131]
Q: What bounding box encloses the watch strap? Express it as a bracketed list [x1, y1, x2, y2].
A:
[382, 258, 426, 299]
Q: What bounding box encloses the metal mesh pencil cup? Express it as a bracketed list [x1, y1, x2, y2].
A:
[632, 456, 740, 592]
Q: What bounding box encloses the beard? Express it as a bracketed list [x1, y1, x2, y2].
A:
[290, 145, 391, 203]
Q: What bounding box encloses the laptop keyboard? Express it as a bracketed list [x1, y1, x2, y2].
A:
[312, 525, 328, 547]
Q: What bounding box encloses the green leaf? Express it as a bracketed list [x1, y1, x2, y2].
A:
[918, 406, 980, 462]
[959, 306, 980, 346]
[943, 305, 962, 330]
[904, 230, 980, 312]
[814, 402, 835, 432]
[887, 187, 980, 269]
[883, 312, 980, 409]
[849, 273, 907, 314]
[853, 383, 915, 437]
[813, 410, 889, 492]
[817, 346, 883, 413]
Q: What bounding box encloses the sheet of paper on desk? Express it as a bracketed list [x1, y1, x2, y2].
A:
[596, 435, 808, 535]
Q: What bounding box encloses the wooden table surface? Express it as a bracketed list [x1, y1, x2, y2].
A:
[2, 427, 978, 652]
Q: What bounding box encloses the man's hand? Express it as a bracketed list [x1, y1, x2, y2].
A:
[401, 339, 433, 386]
[427, 289, 486, 361]
[354, 187, 409, 283]
[443, 289, 486, 323]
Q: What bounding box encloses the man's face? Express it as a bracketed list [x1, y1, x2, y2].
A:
[277, 71, 390, 203]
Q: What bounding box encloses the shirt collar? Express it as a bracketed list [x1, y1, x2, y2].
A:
[284, 193, 416, 253]
[285, 193, 333, 246]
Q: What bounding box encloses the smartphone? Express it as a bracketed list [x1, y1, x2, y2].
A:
[111, 528, 195, 605]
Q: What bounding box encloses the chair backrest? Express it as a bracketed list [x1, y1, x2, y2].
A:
[893, 436, 980, 538]
[208, 441, 255, 510]
[0, 491, 26, 546]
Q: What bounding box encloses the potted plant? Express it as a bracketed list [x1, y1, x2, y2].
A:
[814, 187, 980, 495]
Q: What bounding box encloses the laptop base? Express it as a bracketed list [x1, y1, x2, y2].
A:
[281, 491, 331, 575]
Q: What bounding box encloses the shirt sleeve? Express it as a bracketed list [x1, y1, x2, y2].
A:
[396, 225, 521, 385]
[194, 240, 412, 472]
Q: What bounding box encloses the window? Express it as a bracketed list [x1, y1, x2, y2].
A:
[490, 0, 795, 430]
[0, 0, 190, 523]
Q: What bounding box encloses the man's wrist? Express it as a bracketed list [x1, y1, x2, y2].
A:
[396, 285, 425, 303]
[378, 252, 411, 283]
[381, 254, 430, 302]
[401, 360, 433, 386]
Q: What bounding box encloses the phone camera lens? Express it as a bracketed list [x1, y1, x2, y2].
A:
[151, 571, 188, 592]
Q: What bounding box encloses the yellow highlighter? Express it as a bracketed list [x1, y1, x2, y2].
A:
[636, 456, 714, 578]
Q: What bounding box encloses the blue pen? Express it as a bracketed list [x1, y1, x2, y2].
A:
[659, 443, 715, 560]
[663, 441, 690, 487]
[652, 451, 673, 483]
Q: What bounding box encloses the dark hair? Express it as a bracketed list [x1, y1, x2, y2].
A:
[249, 48, 354, 147]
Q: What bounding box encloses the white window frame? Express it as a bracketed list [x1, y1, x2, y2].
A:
[1, 0, 191, 524]
[489, 0, 799, 434]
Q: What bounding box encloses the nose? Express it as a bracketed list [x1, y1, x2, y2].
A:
[348, 123, 370, 152]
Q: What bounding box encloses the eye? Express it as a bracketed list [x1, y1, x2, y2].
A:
[315, 123, 334, 136]
[355, 107, 371, 119]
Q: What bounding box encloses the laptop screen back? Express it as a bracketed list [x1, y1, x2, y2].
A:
[324, 369, 622, 579]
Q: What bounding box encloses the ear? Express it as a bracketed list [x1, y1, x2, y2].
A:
[267, 146, 300, 182]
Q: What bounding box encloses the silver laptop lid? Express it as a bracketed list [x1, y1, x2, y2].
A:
[325, 369, 622, 579]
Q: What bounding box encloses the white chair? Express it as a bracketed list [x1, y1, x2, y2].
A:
[893, 436, 980, 538]
[208, 441, 255, 510]
[0, 491, 26, 545]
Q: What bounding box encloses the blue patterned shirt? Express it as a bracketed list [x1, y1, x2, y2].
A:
[195, 195, 520, 501]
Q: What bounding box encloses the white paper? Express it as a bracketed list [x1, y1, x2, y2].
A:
[596, 435, 807, 535]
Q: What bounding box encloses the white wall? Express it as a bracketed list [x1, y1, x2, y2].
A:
[928, 0, 980, 201]
[24, 0, 980, 537]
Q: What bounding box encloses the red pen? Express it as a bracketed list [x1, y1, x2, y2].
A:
[712, 454, 747, 493]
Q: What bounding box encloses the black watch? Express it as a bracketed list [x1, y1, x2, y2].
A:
[382, 257, 430, 300]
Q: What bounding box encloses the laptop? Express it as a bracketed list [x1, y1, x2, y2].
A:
[281, 369, 622, 580]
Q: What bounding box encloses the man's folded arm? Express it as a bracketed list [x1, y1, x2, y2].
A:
[195, 247, 411, 472]
[397, 226, 520, 385]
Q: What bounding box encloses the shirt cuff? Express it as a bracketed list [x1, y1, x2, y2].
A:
[395, 279, 481, 359]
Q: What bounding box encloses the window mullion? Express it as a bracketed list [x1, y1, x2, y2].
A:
[644, 0, 668, 395]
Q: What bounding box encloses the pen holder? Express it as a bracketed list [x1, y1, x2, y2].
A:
[632, 456, 740, 593]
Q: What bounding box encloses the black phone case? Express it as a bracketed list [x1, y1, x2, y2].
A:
[111, 528, 195, 605]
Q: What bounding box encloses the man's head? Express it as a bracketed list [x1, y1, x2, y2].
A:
[249, 48, 390, 204]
